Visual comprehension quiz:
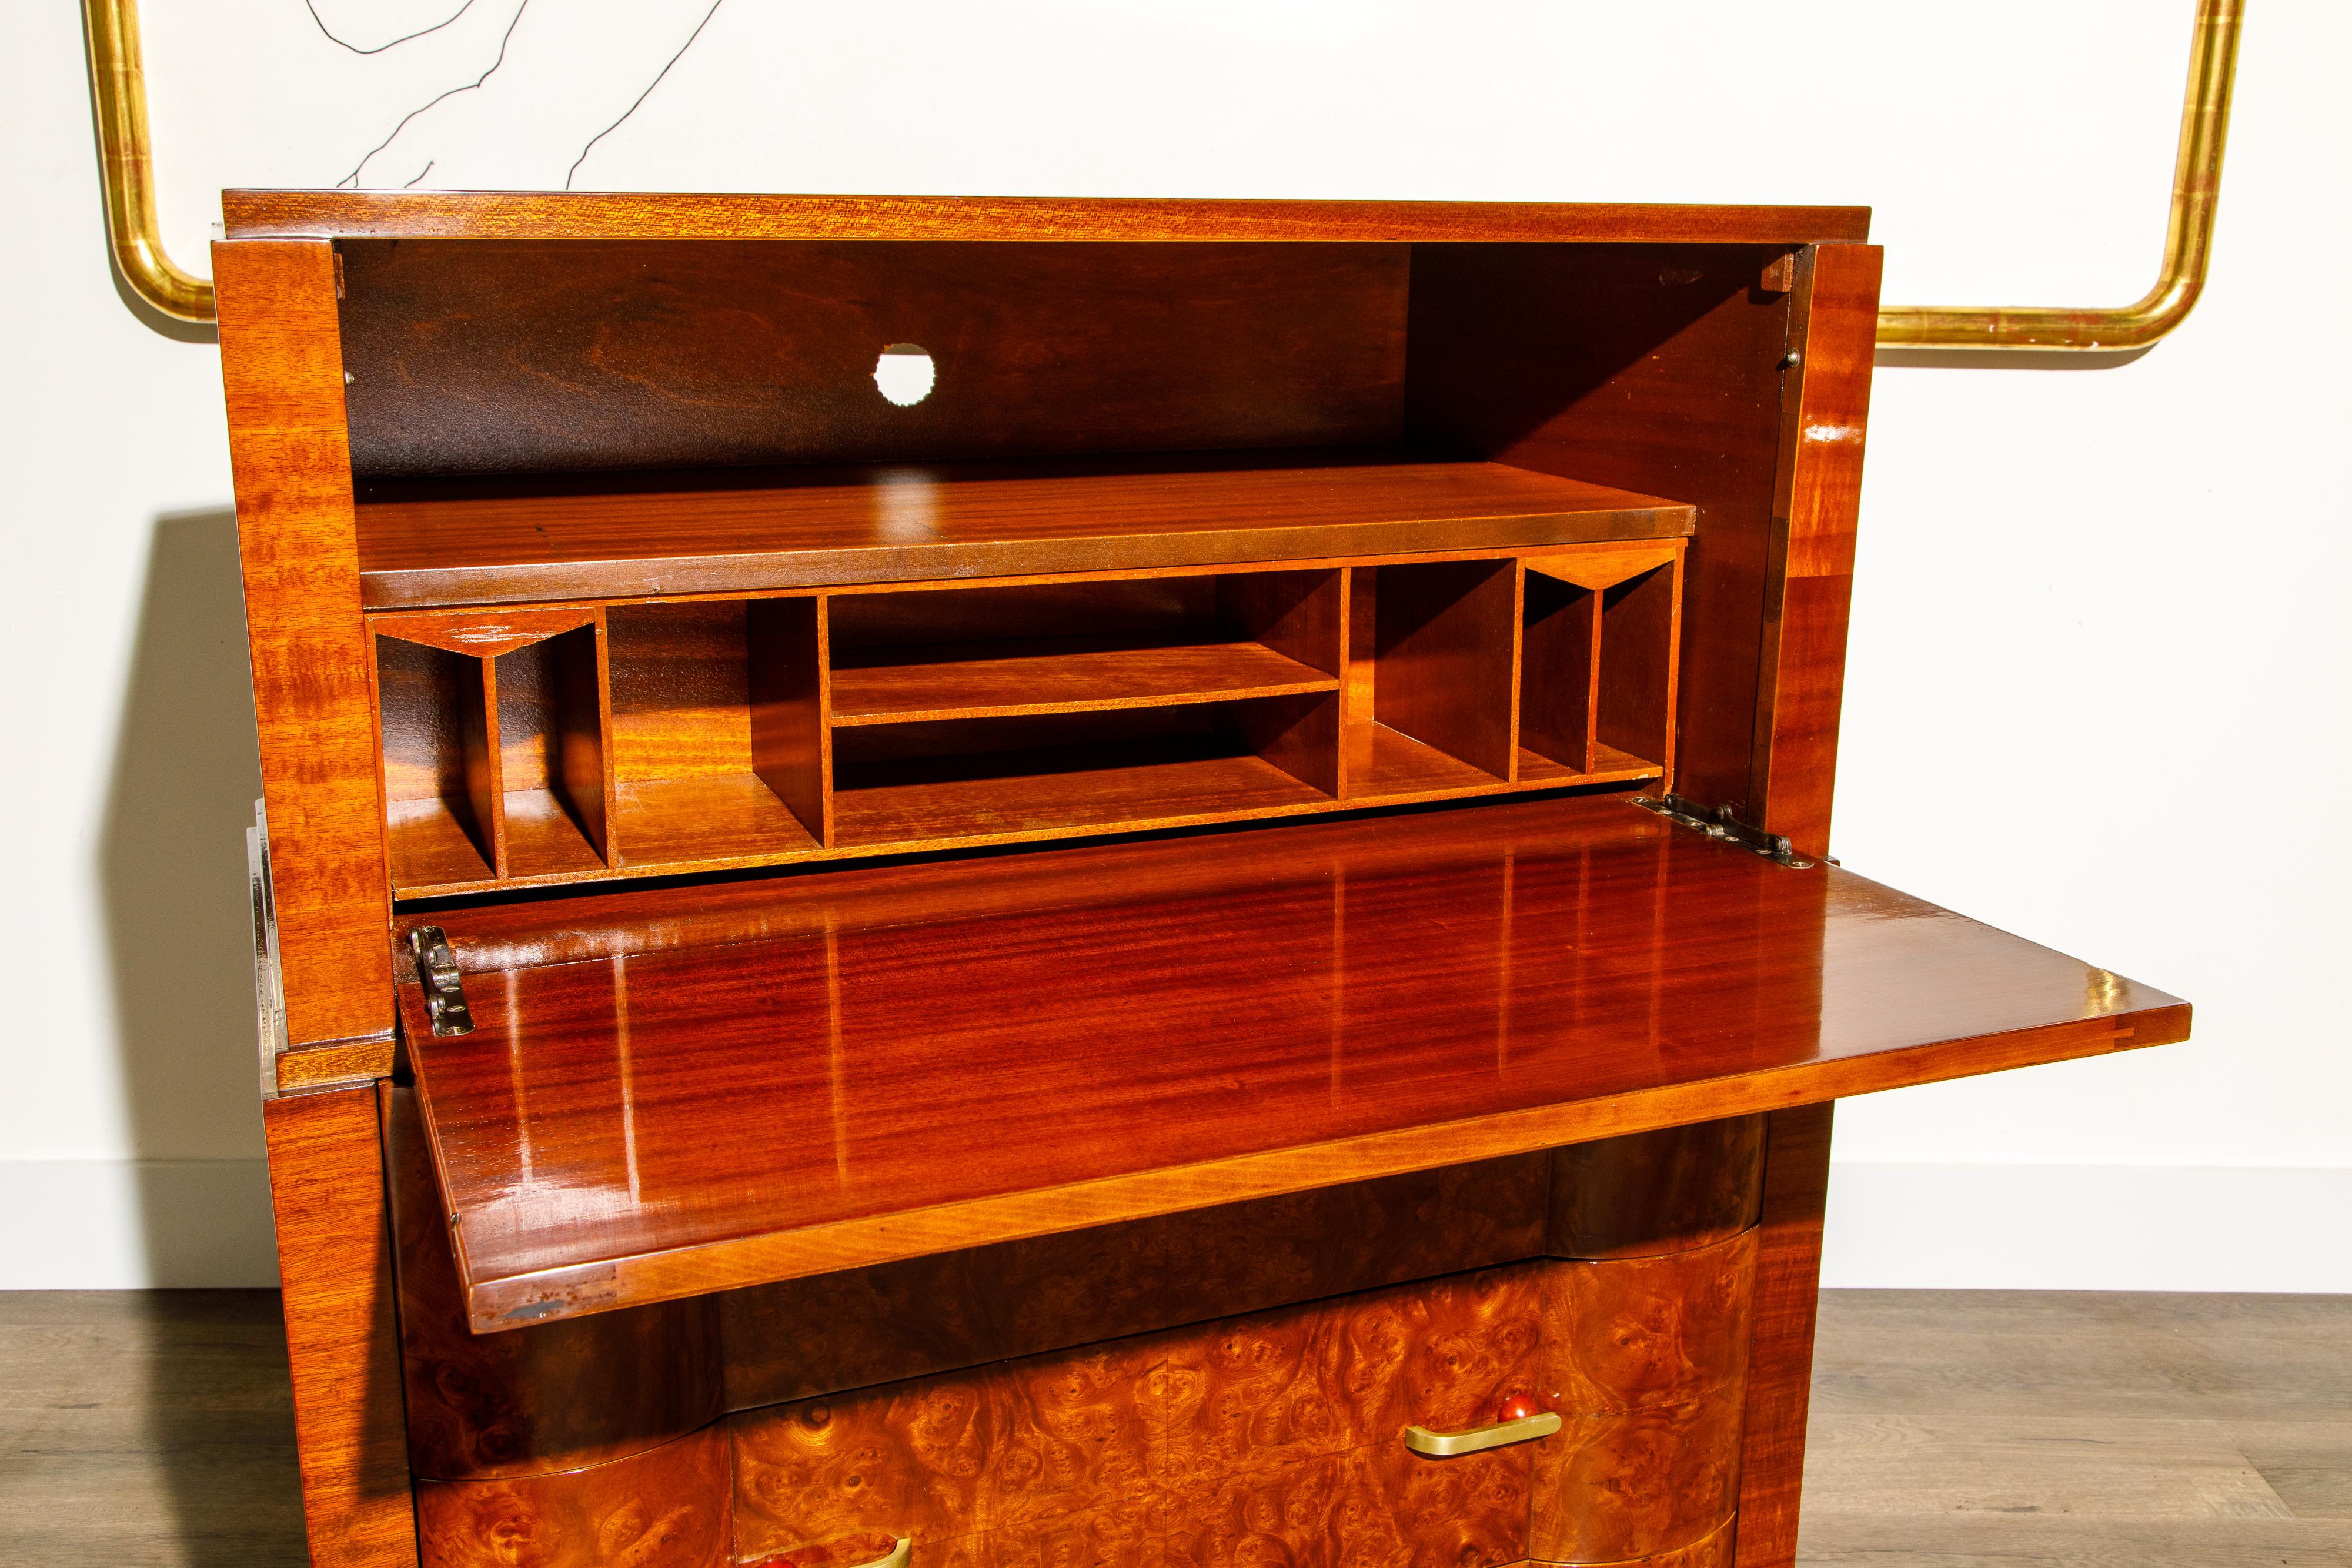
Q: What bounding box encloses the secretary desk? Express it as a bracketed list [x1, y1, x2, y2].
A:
[217, 192, 2190, 1568]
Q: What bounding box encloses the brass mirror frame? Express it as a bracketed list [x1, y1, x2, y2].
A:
[85, 0, 2239, 346]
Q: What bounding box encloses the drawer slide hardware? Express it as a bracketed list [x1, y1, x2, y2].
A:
[1633, 793, 1816, 869]
[409, 926, 476, 1038]
[1403, 1410, 1561, 1457]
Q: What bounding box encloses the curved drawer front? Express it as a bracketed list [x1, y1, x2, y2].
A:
[1529, 1230, 1758, 1563]
[413, 1423, 731, 1568]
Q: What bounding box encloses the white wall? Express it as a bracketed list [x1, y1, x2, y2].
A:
[2, 1, 2343, 1289]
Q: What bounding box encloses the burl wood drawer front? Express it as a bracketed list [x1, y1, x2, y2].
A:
[730, 1336, 1160, 1559]
[1529, 1231, 1757, 1564]
[414, 1422, 732, 1568]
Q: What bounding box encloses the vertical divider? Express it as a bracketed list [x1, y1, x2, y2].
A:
[1521, 560, 1602, 774]
[1595, 551, 1685, 776]
[553, 613, 614, 867]
[750, 595, 831, 846]
[465, 654, 506, 879]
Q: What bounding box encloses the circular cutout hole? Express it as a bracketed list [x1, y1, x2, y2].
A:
[874, 343, 935, 407]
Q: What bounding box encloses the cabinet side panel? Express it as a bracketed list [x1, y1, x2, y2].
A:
[1729, 1102, 1835, 1568]
[216, 239, 392, 1045]
[1752, 245, 1882, 860]
[1405, 243, 1789, 818]
[263, 1085, 416, 1567]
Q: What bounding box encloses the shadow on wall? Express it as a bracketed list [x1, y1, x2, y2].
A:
[95, 507, 279, 1288]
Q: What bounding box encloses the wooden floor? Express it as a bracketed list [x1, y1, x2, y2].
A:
[1, 1290, 2344, 1567]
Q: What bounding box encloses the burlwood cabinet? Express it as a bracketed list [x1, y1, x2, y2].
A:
[219, 193, 2188, 1568]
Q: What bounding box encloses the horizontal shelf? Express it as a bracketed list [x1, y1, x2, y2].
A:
[1515, 741, 1665, 788]
[834, 740, 1329, 849]
[355, 451, 1693, 610]
[1345, 721, 1502, 800]
[830, 636, 1337, 727]
[387, 797, 493, 894]
[613, 775, 821, 870]
[397, 793, 2191, 1331]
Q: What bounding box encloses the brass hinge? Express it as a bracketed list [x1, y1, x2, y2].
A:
[408, 926, 476, 1037]
[1632, 794, 1816, 869]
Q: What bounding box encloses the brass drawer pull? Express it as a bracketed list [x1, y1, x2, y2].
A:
[1402, 1410, 1561, 1457]
[850, 1542, 911, 1568]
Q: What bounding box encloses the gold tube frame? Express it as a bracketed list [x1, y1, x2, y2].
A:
[85, 0, 2241, 344]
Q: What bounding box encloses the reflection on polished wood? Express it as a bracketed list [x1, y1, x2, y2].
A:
[404, 793, 2185, 1332]
[1549, 1117, 1765, 1261]
[720, 1154, 1549, 1410]
[382, 1089, 721, 1482]
[354, 453, 1692, 610]
[1531, 1235, 1756, 1563]
[413, 1423, 730, 1568]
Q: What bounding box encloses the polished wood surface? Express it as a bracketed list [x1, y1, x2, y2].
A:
[1732, 1104, 1836, 1568]
[1548, 1117, 1766, 1261]
[225, 190, 1873, 246]
[259, 1086, 415, 1568]
[721, 1154, 1548, 1410]
[383, 1090, 721, 1482]
[1404, 242, 1856, 821]
[1752, 246, 1881, 860]
[413, 1423, 730, 1568]
[1529, 1235, 1756, 1563]
[214, 240, 391, 1047]
[354, 454, 1692, 610]
[1371, 558, 1522, 779]
[731, 1265, 1540, 1568]
[338, 240, 1408, 479]
[831, 637, 1337, 726]
[400, 794, 2185, 1331]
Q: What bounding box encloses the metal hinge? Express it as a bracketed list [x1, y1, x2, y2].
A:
[1632, 794, 1816, 869]
[409, 926, 476, 1037]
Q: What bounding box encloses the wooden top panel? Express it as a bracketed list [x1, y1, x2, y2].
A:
[225, 191, 1870, 246]
[402, 794, 2186, 1332]
[355, 454, 1693, 609]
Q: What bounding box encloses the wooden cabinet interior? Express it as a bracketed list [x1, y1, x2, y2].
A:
[368, 546, 1687, 895]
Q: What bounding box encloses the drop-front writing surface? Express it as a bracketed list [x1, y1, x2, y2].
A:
[401, 794, 2185, 1333]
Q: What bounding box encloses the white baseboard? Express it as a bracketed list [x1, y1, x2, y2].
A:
[0, 1159, 279, 1289]
[1, 1158, 2346, 1293]
[1822, 1161, 2352, 1292]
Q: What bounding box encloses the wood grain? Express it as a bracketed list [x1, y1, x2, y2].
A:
[1752, 246, 1883, 860]
[214, 240, 390, 1047]
[338, 241, 1407, 479]
[397, 795, 2184, 1332]
[1164, 1440, 1527, 1568]
[1405, 243, 1790, 819]
[1370, 559, 1521, 778]
[1529, 1236, 1756, 1561]
[382, 1089, 721, 1482]
[1164, 1266, 1540, 1487]
[1548, 1116, 1766, 1261]
[830, 637, 1338, 726]
[225, 191, 1872, 246]
[1520, 571, 1600, 775]
[352, 455, 1692, 610]
[413, 1423, 729, 1568]
[721, 1154, 1548, 1411]
[1732, 1102, 1836, 1568]
[259, 1086, 415, 1568]
[730, 1338, 1159, 1556]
